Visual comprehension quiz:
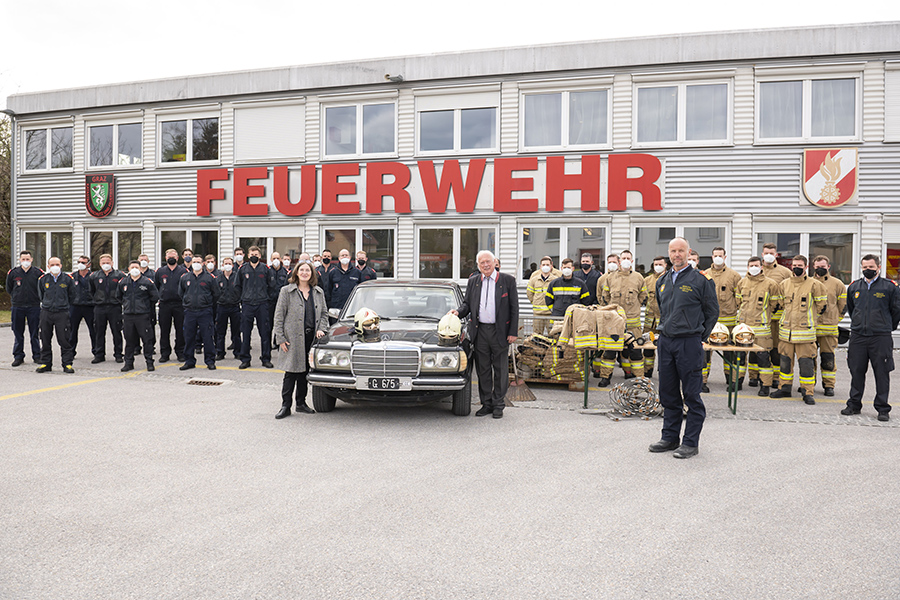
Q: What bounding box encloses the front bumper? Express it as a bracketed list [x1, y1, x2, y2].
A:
[308, 371, 467, 391]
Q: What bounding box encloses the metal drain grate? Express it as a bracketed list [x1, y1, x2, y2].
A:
[187, 378, 227, 387]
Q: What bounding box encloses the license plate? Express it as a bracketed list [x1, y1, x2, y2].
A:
[368, 377, 400, 390]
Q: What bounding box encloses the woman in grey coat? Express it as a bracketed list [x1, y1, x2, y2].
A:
[272, 260, 329, 419]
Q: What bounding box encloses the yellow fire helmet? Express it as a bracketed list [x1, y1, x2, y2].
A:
[708, 323, 730, 346]
[732, 323, 756, 347]
[437, 313, 462, 347]
[354, 307, 381, 341]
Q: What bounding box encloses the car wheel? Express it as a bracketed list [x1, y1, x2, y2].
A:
[451, 380, 472, 416]
[312, 386, 337, 412]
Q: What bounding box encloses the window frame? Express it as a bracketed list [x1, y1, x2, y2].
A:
[21, 122, 75, 173]
[415, 85, 501, 156]
[232, 97, 306, 164]
[85, 119, 144, 171]
[518, 79, 613, 152]
[632, 78, 733, 148]
[416, 223, 499, 282]
[85, 228, 143, 270]
[517, 222, 611, 282]
[155, 106, 221, 167]
[754, 68, 862, 144]
[320, 92, 399, 160]
[155, 227, 219, 266]
[753, 220, 860, 281]
[321, 224, 398, 279]
[21, 230, 74, 272]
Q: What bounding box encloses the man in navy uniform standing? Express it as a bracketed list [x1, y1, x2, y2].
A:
[89, 254, 125, 364]
[179, 256, 220, 370]
[214, 256, 242, 360]
[841, 254, 900, 421]
[324, 248, 361, 312]
[236, 245, 275, 369]
[650, 237, 719, 459]
[155, 249, 188, 363]
[6, 250, 43, 367]
[36, 257, 77, 373]
[357, 250, 378, 283]
[119, 260, 160, 372]
[450, 250, 519, 419]
[69, 255, 97, 359]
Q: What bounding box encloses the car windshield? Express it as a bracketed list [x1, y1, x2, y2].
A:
[343, 286, 457, 321]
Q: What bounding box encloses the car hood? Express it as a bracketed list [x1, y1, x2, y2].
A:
[326, 319, 458, 347]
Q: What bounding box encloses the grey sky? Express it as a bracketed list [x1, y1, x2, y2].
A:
[2, 0, 898, 111]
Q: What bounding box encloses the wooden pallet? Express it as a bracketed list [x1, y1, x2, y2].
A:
[515, 377, 585, 392]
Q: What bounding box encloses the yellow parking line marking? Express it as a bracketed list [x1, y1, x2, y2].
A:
[214, 366, 283, 373]
[0, 364, 179, 401]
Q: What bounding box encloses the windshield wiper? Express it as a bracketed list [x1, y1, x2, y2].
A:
[397, 315, 440, 320]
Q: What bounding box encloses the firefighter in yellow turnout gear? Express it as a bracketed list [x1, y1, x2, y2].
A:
[769, 255, 828, 405]
[595, 250, 647, 387]
[736, 256, 782, 396]
[642, 256, 668, 378]
[702, 247, 743, 392]
[527, 256, 562, 336]
[812, 255, 847, 396]
[749, 242, 793, 389]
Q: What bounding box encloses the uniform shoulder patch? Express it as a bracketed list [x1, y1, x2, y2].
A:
[703, 272, 713, 280]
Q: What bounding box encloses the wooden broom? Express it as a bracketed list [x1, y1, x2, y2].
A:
[507, 344, 536, 404]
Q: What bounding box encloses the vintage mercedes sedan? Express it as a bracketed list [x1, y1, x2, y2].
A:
[307, 280, 472, 415]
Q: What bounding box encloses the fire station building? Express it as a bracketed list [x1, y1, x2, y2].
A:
[6, 22, 900, 289]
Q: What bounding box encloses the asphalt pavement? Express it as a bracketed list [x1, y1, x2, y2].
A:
[1, 324, 898, 599]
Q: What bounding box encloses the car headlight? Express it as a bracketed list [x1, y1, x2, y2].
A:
[315, 348, 351, 371]
[421, 351, 463, 372]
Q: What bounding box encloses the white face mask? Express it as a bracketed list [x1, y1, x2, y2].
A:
[271, 259, 281, 268]
[77, 262, 88, 271]
[688, 260, 698, 269]
[235, 255, 244, 263]
[620, 259, 632, 270]
[607, 263, 618, 272]
[340, 257, 350, 266]
[192, 262, 202, 272]
[763, 254, 776, 264]
[140, 260, 149, 268]
[206, 262, 215, 271]
[541, 265, 551, 274]
[713, 256, 725, 267]
[223, 264, 233, 273]
[748, 265, 762, 276]
[20, 260, 32, 269]
[654, 264, 665, 274]
[101, 263, 112, 272]
[130, 267, 141, 278]
[562, 267, 573, 277]
[313, 261, 322, 268]
[49, 265, 61, 275]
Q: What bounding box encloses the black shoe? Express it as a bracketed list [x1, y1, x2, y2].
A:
[262, 360, 274, 369]
[275, 406, 291, 419]
[296, 404, 315, 414]
[597, 377, 610, 388]
[146, 361, 155, 372]
[877, 413, 890, 422]
[215, 353, 226, 361]
[623, 373, 636, 380]
[121, 363, 134, 372]
[179, 363, 195, 371]
[770, 387, 792, 398]
[673, 445, 699, 459]
[748, 378, 759, 387]
[592, 370, 601, 379]
[644, 368, 653, 379]
[195, 347, 203, 355]
[232, 354, 240, 360]
[159, 356, 170, 363]
[648, 439, 680, 453]
[758, 386, 770, 396]
[701, 383, 710, 393]
[803, 394, 816, 405]
[226, 343, 234, 351]
[35, 364, 51, 373]
[239, 362, 251, 370]
[91, 356, 105, 364]
[115, 357, 124, 364]
[824, 388, 834, 397]
[492, 408, 504, 419]
[840, 407, 861, 416]
[177, 355, 186, 362]
[475, 405, 492, 417]
[11, 358, 24, 367]
[207, 364, 216, 370]
[63, 365, 75, 374]
[797, 386, 804, 393]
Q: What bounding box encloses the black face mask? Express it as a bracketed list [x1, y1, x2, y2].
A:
[322, 257, 331, 265]
[792, 267, 805, 277]
[815, 267, 828, 277]
[495, 265, 500, 272]
[249, 255, 260, 264]
[357, 260, 366, 267]
[167, 257, 177, 266]
[183, 256, 192, 264]
[863, 268, 878, 279]
[581, 264, 591, 271]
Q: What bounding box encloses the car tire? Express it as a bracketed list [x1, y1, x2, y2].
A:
[312, 386, 337, 413]
[451, 380, 472, 416]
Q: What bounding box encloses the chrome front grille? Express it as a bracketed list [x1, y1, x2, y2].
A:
[351, 344, 420, 377]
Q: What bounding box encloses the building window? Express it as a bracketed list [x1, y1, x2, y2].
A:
[418, 227, 494, 280]
[89, 123, 142, 167]
[757, 232, 855, 283]
[634, 225, 724, 276]
[88, 231, 142, 269]
[758, 77, 857, 141]
[324, 228, 395, 278]
[160, 230, 218, 265]
[24, 231, 73, 271]
[636, 82, 728, 144]
[234, 102, 305, 162]
[161, 117, 219, 163]
[521, 225, 606, 279]
[419, 107, 497, 153]
[324, 102, 395, 157]
[24, 127, 73, 171]
[522, 89, 609, 149]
